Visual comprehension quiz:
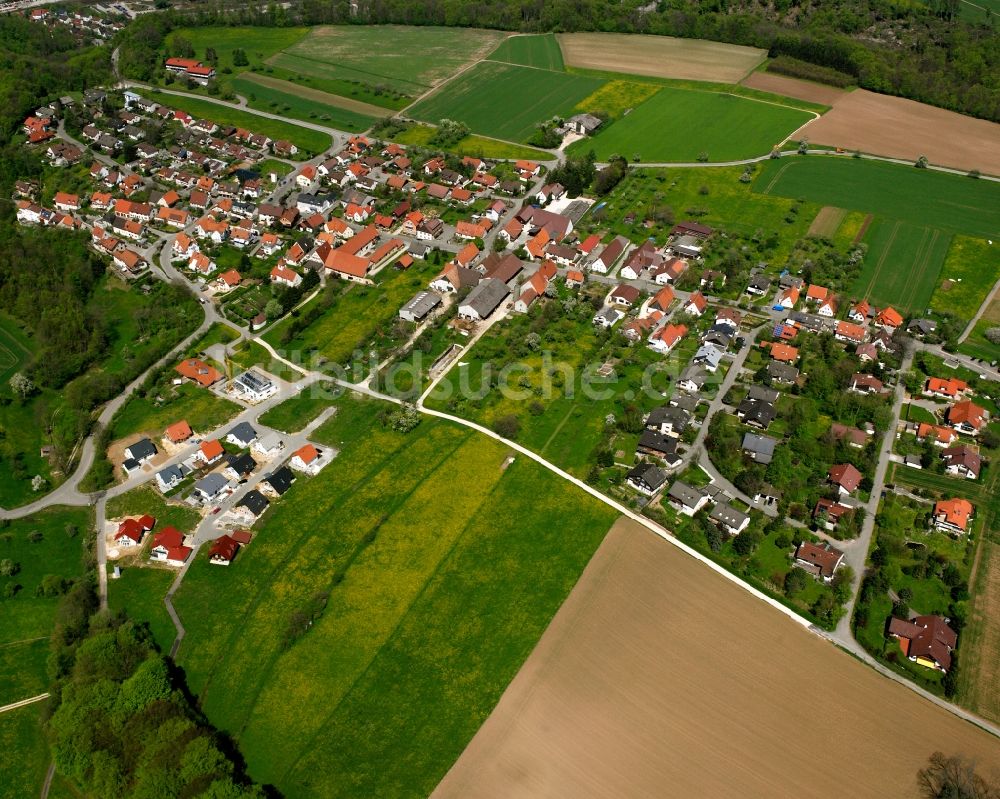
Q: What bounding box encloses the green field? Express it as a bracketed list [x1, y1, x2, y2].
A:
[110, 381, 241, 442]
[280, 25, 505, 94]
[851, 220, 953, 314]
[168, 26, 309, 74]
[488, 34, 565, 70]
[572, 88, 813, 162]
[0, 313, 32, 389]
[408, 60, 604, 143]
[256, 388, 335, 433]
[231, 75, 378, 132]
[0, 506, 92, 644]
[391, 122, 551, 161]
[263, 263, 435, 367]
[0, 705, 50, 799]
[107, 566, 176, 653]
[930, 236, 1000, 323]
[172, 395, 617, 796]
[153, 92, 331, 155]
[576, 165, 816, 263]
[754, 157, 1000, 238]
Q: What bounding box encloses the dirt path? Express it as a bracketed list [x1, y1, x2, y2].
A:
[434, 518, 1000, 799]
[238, 72, 393, 118]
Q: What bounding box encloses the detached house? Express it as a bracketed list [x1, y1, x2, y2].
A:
[828, 463, 863, 495]
[933, 498, 974, 535]
[888, 615, 957, 673]
[794, 541, 845, 583]
[946, 400, 986, 435]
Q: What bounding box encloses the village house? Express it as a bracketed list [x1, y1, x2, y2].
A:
[709, 503, 750, 536]
[459, 278, 509, 321]
[626, 463, 668, 496]
[813, 495, 852, 529]
[794, 541, 845, 583]
[208, 534, 240, 566]
[290, 443, 327, 475]
[155, 463, 189, 493]
[114, 515, 154, 548]
[149, 526, 192, 566]
[942, 445, 981, 479]
[888, 615, 957, 672]
[946, 400, 987, 435]
[828, 463, 863, 495]
[667, 481, 710, 516]
[933, 498, 974, 535]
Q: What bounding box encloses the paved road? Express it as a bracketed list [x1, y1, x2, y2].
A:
[0, 693, 49, 714]
[833, 346, 914, 642]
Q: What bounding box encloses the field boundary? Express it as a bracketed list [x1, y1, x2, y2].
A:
[238, 71, 392, 118]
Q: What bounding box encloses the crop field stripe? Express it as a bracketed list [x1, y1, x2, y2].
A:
[275, 436, 508, 784]
[862, 220, 902, 299]
[267, 50, 431, 91]
[186, 420, 443, 703]
[237, 72, 391, 118]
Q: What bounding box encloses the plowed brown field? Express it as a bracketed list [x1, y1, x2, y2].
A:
[741, 71, 846, 106]
[434, 518, 1000, 799]
[800, 89, 1000, 175]
[558, 33, 766, 83]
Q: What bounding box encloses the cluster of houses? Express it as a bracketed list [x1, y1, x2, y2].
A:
[112, 513, 195, 567]
[27, 5, 126, 44]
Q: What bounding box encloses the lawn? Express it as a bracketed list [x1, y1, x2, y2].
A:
[110, 381, 241, 441]
[390, 123, 551, 161]
[107, 566, 177, 653]
[279, 25, 504, 94]
[0, 705, 50, 799]
[408, 60, 604, 143]
[488, 34, 565, 70]
[930, 236, 1000, 323]
[754, 157, 1000, 238]
[570, 87, 813, 162]
[851, 219, 952, 314]
[173, 394, 616, 796]
[263, 263, 435, 368]
[256, 386, 337, 433]
[232, 74, 380, 132]
[151, 91, 331, 155]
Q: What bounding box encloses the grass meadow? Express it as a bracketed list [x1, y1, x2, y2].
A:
[488, 33, 565, 70]
[930, 236, 1000, 323]
[257, 390, 335, 433]
[110, 381, 241, 442]
[262, 261, 436, 367]
[576, 166, 816, 263]
[0, 705, 50, 799]
[391, 123, 551, 160]
[281, 25, 504, 94]
[168, 27, 309, 75]
[262, 56, 412, 109]
[107, 566, 177, 653]
[232, 75, 380, 132]
[572, 88, 813, 162]
[574, 79, 661, 120]
[851, 220, 952, 314]
[754, 157, 1000, 238]
[172, 395, 617, 796]
[408, 60, 604, 143]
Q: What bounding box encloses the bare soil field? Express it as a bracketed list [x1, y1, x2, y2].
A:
[558, 33, 766, 83]
[962, 539, 1000, 724]
[741, 71, 846, 106]
[801, 89, 1000, 175]
[239, 72, 393, 117]
[435, 518, 1000, 799]
[808, 206, 847, 237]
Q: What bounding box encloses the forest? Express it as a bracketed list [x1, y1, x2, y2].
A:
[129, 0, 1000, 122]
